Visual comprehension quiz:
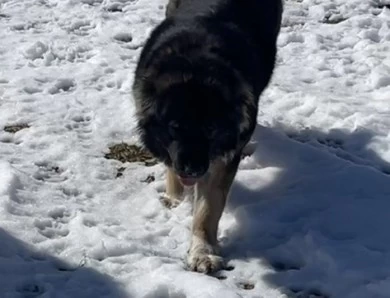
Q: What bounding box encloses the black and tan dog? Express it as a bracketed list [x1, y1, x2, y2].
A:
[132, 0, 283, 273]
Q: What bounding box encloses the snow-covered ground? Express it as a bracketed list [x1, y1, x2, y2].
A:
[1, 0, 390, 297]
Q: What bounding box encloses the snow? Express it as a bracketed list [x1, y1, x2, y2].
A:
[0, 0, 390, 297]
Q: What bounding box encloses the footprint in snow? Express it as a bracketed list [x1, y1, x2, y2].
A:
[65, 111, 94, 148]
[34, 207, 71, 239]
[33, 161, 67, 183]
[16, 283, 45, 298]
[68, 19, 95, 36]
[61, 186, 81, 197]
[113, 32, 133, 43]
[279, 32, 305, 47]
[34, 218, 70, 239]
[23, 86, 43, 94]
[80, 0, 104, 5]
[48, 206, 71, 222]
[48, 79, 76, 94]
[0, 13, 10, 19]
[11, 22, 36, 31]
[104, 3, 123, 12]
[270, 260, 302, 272]
[23, 41, 48, 61]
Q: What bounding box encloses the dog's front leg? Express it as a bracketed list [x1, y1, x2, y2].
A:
[161, 167, 184, 209]
[187, 156, 240, 273]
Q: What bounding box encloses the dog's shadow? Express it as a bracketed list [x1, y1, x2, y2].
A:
[0, 228, 131, 298]
[223, 124, 390, 297]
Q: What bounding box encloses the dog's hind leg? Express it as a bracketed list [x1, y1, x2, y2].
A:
[187, 155, 240, 273]
[160, 167, 185, 208]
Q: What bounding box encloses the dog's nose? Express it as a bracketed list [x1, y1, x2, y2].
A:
[177, 165, 207, 179]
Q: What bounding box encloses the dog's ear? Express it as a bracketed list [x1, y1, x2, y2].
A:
[133, 70, 158, 118]
[142, 52, 193, 94]
[165, 0, 181, 17]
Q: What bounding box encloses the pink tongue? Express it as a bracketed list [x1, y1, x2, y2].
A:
[179, 177, 198, 186]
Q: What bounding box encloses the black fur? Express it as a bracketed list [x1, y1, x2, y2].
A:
[133, 0, 283, 178]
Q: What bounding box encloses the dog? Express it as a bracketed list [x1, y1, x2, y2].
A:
[132, 0, 283, 273]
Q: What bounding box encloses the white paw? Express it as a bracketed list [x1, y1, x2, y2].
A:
[187, 251, 224, 273]
[159, 194, 182, 209]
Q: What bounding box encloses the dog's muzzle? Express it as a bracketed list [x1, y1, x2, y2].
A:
[169, 141, 209, 186]
[177, 169, 207, 186]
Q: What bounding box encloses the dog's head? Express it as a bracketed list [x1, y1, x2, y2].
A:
[135, 75, 256, 186]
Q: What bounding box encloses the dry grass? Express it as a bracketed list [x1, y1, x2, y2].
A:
[4, 123, 30, 133]
[104, 143, 157, 166]
[237, 282, 255, 290]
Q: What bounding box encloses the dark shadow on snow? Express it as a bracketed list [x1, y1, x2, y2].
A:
[221, 124, 390, 298]
[0, 228, 131, 298]
[284, 126, 390, 175]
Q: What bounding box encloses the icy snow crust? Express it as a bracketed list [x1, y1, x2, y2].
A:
[1, 0, 390, 297]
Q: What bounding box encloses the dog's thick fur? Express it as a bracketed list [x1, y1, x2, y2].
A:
[132, 0, 283, 273]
